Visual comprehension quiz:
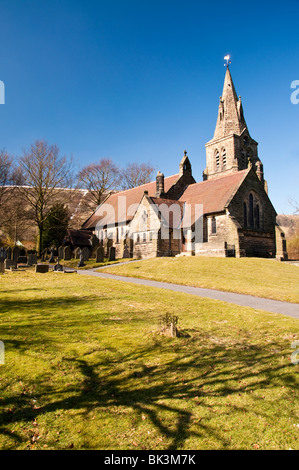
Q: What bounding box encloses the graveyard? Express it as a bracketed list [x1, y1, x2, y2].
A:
[0, 253, 299, 450]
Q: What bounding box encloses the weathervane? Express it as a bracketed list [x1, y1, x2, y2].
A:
[224, 55, 231, 67]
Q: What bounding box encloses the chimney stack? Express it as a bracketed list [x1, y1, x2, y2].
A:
[156, 171, 164, 198]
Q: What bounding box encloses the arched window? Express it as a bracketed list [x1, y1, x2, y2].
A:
[215, 150, 220, 168]
[243, 202, 247, 227]
[241, 150, 246, 168]
[222, 148, 226, 166]
[211, 216, 217, 234]
[249, 194, 254, 228]
[255, 204, 260, 229]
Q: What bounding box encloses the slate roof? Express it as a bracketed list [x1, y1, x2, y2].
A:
[64, 229, 93, 247]
[82, 174, 180, 229]
[82, 169, 250, 231]
[179, 169, 249, 224]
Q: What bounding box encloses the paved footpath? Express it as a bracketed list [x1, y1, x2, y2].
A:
[76, 267, 299, 319]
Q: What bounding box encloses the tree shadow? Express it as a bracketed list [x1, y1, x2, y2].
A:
[0, 333, 297, 450]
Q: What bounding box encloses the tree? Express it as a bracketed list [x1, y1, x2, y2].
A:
[19, 140, 74, 256]
[0, 150, 13, 208]
[77, 158, 120, 208]
[121, 162, 155, 190]
[42, 203, 70, 250]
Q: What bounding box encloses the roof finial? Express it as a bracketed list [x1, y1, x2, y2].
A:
[224, 54, 231, 68]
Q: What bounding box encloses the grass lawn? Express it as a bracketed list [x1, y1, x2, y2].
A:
[61, 258, 127, 270]
[0, 270, 298, 450]
[100, 257, 299, 303]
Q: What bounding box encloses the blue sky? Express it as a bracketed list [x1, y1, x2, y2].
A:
[0, 0, 298, 213]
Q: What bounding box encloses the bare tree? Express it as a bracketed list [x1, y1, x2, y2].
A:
[77, 158, 120, 208]
[19, 140, 74, 256]
[0, 150, 14, 208]
[121, 162, 155, 190]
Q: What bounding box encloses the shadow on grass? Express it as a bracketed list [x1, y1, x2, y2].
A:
[0, 334, 297, 450]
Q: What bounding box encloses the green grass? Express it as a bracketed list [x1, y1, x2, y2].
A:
[99, 257, 299, 303]
[0, 270, 298, 450]
[62, 258, 129, 270]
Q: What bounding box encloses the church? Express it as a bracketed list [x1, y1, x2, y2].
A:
[82, 64, 287, 260]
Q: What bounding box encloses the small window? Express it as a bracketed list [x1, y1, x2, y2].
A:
[255, 204, 260, 229]
[136, 234, 140, 243]
[143, 232, 147, 242]
[241, 150, 246, 168]
[249, 194, 254, 228]
[215, 150, 220, 167]
[222, 148, 226, 166]
[243, 202, 247, 227]
[211, 217, 217, 234]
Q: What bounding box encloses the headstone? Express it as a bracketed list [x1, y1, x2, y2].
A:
[77, 251, 85, 267]
[58, 246, 64, 260]
[35, 264, 49, 273]
[0, 247, 7, 259]
[108, 247, 116, 262]
[123, 244, 130, 259]
[96, 246, 104, 263]
[0, 262, 4, 274]
[74, 247, 81, 259]
[81, 247, 90, 261]
[64, 246, 72, 261]
[54, 262, 63, 272]
[28, 253, 38, 266]
[49, 247, 55, 263]
[4, 259, 17, 270]
[103, 238, 111, 257]
[17, 256, 28, 264]
[12, 246, 20, 262]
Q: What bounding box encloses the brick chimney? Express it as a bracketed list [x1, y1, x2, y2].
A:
[156, 171, 164, 198]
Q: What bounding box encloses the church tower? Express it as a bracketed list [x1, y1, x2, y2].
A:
[203, 61, 264, 185]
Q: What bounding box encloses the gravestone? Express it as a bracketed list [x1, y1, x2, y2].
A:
[0, 262, 4, 274]
[103, 238, 112, 257]
[108, 247, 116, 262]
[5, 259, 16, 270]
[12, 246, 20, 262]
[96, 246, 104, 263]
[6, 247, 12, 260]
[17, 256, 28, 265]
[35, 264, 49, 273]
[49, 247, 55, 263]
[28, 253, 38, 266]
[81, 247, 90, 261]
[0, 247, 7, 259]
[74, 247, 81, 259]
[123, 244, 130, 259]
[64, 246, 72, 261]
[77, 251, 85, 268]
[54, 261, 63, 272]
[58, 246, 64, 260]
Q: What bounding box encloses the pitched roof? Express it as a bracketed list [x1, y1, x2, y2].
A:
[179, 169, 249, 224]
[149, 196, 185, 229]
[65, 229, 92, 247]
[82, 173, 180, 229]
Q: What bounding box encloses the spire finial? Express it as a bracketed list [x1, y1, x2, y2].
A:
[224, 54, 231, 68]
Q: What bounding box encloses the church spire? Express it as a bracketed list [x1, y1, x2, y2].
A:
[213, 63, 247, 140]
[204, 59, 263, 182]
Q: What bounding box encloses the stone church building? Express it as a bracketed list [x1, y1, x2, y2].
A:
[82, 65, 287, 260]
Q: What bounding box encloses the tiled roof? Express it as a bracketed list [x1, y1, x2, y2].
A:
[150, 196, 185, 229]
[82, 174, 180, 229]
[179, 169, 249, 224]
